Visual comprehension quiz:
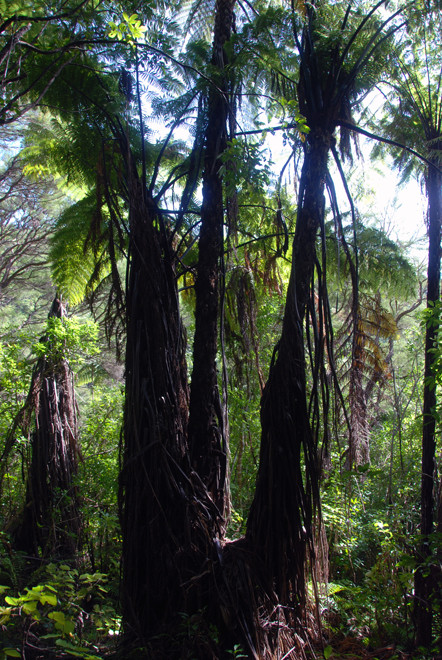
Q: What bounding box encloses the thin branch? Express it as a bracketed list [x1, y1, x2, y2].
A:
[0, 0, 91, 34]
[336, 118, 441, 171]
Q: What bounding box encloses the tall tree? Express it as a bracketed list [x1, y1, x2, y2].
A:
[0, 127, 60, 309]
[246, 0, 401, 627]
[187, 0, 236, 525]
[117, 2, 238, 647]
[374, 5, 442, 645]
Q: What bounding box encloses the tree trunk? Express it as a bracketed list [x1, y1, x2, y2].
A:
[118, 4, 244, 652]
[346, 312, 370, 469]
[15, 298, 81, 560]
[246, 127, 327, 619]
[188, 0, 236, 524]
[118, 148, 224, 653]
[119, 176, 192, 643]
[414, 158, 441, 648]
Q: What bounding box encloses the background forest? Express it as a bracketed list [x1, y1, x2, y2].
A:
[0, 0, 441, 658]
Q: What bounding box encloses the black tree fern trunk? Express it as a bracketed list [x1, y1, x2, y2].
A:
[119, 1, 238, 651]
[119, 177, 191, 642]
[246, 128, 327, 617]
[119, 155, 223, 653]
[188, 0, 236, 523]
[414, 157, 442, 648]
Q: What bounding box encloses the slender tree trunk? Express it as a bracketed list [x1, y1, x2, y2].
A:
[347, 313, 370, 468]
[246, 128, 327, 618]
[414, 159, 441, 648]
[188, 0, 236, 524]
[15, 298, 81, 560]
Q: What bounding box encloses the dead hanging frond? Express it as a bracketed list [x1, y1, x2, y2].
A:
[275, 195, 289, 256]
[338, 94, 361, 164]
[259, 253, 283, 295]
[226, 266, 256, 352]
[225, 265, 265, 392]
[335, 290, 398, 469]
[360, 292, 398, 340]
[354, 292, 397, 386]
[270, 69, 297, 101]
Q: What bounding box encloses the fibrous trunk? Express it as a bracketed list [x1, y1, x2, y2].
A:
[348, 313, 370, 468]
[16, 298, 81, 560]
[119, 152, 223, 652]
[119, 175, 191, 642]
[119, 1, 237, 650]
[246, 128, 326, 623]
[188, 0, 236, 524]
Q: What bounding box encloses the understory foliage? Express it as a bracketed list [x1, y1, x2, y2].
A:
[0, 0, 441, 658]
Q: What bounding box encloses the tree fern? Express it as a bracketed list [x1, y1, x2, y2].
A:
[49, 194, 112, 305]
[326, 219, 418, 300]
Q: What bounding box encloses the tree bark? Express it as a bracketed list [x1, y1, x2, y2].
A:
[188, 0, 236, 524]
[119, 175, 192, 642]
[246, 127, 327, 616]
[189, 0, 235, 520]
[15, 298, 81, 560]
[414, 158, 441, 648]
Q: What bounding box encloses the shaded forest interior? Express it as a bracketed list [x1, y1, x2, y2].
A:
[0, 0, 441, 658]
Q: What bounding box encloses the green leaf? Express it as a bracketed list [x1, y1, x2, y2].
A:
[55, 638, 100, 659]
[4, 651, 21, 658]
[39, 593, 57, 606]
[0, 606, 12, 623]
[48, 611, 75, 634]
[28, 585, 45, 593]
[324, 645, 333, 660]
[22, 600, 38, 614]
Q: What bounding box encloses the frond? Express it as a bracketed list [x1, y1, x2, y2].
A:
[76, 362, 112, 387]
[359, 293, 398, 341]
[182, 0, 216, 43]
[50, 194, 110, 305]
[325, 220, 417, 300]
[355, 223, 418, 298]
[22, 115, 102, 191]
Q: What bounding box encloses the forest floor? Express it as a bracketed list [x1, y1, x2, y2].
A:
[312, 631, 442, 660]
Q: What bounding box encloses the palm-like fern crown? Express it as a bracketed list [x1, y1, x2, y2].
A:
[295, 0, 400, 133]
[369, 1, 442, 187]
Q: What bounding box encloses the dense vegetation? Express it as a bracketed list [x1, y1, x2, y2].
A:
[0, 0, 441, 658]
